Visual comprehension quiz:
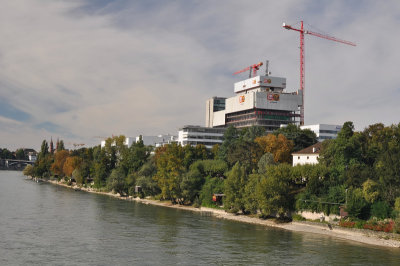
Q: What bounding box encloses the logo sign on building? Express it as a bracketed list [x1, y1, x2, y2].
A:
[239, 95, 245, 103]
[263, 78, 272, 84]
[267, 93, 280, 102]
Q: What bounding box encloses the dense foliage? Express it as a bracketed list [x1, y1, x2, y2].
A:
[24, 123, 400, 229]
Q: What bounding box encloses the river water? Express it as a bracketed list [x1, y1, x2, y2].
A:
[1, 171, 400, 265]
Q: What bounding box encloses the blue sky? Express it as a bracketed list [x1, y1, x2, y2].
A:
[1, 0, 400, 150]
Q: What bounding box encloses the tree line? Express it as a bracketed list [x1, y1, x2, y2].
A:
[23, 122, 400, 226]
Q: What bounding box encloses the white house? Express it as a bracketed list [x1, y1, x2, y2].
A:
[292, 142, 322, 166]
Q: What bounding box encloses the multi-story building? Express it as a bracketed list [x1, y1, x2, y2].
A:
[178, 125, 225, 149]
[206, 73, 302, 133]
[300, 124, 342, 142]
[205, 97, 226, 128]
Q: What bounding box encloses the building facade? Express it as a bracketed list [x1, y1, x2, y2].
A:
[178, 125, 225, 149]
[206, 74, 302, 133]
[292, 142, 322, 166]
[300, 124, 342, 142]
[205, 97, 226, 128]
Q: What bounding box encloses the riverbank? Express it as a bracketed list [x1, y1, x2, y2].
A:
[41, 178, 400, 248]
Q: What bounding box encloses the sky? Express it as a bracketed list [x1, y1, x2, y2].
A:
[1, 0, 400, 151]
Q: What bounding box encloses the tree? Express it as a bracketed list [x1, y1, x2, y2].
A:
[239, 126, 266, 142]
[346, 188, 370, 219]
[72, 168, 84, 185]
[180, 168, 204, 204]
[199, 176, 224, 207]
[120, 138, 150, 175]
[273, 124, 317, 152]
[244, 173, 262, 214]
[15, 149, 26, 160]
[218, 126, 239, 162]
[362, 179, 380, 204]
[255, 134, 294, 163]
[224, 163, 248, 213]
[38, 140, 49, 160]
[227, 140, 263, 171]
[107, 167, 127, 195]
[257, 164, 294, 217]
[154, 143, 185, 203]
[51, 150, 69, 177]
[57, 140, 65, 151]
[257, 153, 276, 174]
[1, 148, 14, 159]
[63, 156, 82, 177]
[103, 135, 127, 170]
[23, 164, 34, 177]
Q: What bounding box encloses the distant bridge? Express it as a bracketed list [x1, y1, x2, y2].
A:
[0, 159, 35, 170]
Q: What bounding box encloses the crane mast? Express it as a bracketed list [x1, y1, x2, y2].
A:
[283, 21, 356, 125]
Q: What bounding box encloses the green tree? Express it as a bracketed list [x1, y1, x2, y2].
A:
[72, 168, 84, 185]
[57, 140, 65, 151]
[218, 126, 239, 162]
[224, 163, 248, 213]
[257, 164, 294, 217]
[199, 176, 224, 207]
[15, 149, 26, 160]
[38, 140, 49, 160]
[274, 124, 317, 152]
[239, 126, 266, 142]
[227, 140, 263, 171]
[154, 143, 185, 203]
[257, 153, 276, 174]
[244, 173, 262, 214]
[120, 138, 150, 175]
[180, 168, 204, 204]
[362, 179, 380, 203]
[23, 164, 34, 177]
[107, 167, 127, 195]
[346, 188, 370, 219]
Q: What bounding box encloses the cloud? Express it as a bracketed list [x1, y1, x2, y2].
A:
[0, 0, 400, 150]
[0, 98, 32, 122]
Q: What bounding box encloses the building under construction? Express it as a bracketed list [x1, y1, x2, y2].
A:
[206, 62, 302, 132]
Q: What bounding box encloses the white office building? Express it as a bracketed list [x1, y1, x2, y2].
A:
[300, 124, 342, 142]
[178, 125, 225, 149]
[206, 71, 302, 133]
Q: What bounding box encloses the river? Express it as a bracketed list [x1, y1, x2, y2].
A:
[1, 171, 400, 265]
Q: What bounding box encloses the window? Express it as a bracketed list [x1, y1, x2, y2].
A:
[307, 156, 309, 160]
[298, 156, 300, 159]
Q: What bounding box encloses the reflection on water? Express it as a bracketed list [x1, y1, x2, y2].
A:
[1, 171, 400, 265]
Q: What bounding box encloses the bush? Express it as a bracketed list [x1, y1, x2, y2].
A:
[370, 201, 392, 219]
[199, 177, 224, 207]
[346, 188, 370, 220]
[292, 213, 306, 221]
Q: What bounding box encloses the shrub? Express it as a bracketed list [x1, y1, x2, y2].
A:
[339, 219, 355, 228]
[370, 201, 392, 219]
[292, 213, 306, 221]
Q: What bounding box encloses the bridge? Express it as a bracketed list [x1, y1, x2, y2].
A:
[0, 159, 35, 170]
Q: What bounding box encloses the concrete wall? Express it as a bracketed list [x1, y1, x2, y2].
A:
[298, 211, 340, 222]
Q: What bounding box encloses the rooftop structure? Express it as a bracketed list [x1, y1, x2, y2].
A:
[206, 64, 302, 133]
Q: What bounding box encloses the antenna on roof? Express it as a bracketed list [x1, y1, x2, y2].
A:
[265, 60, 271, 76]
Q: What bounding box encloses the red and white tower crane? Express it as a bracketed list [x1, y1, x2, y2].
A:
[234, 61, 264, 78]
[283, 21, 356, 125]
